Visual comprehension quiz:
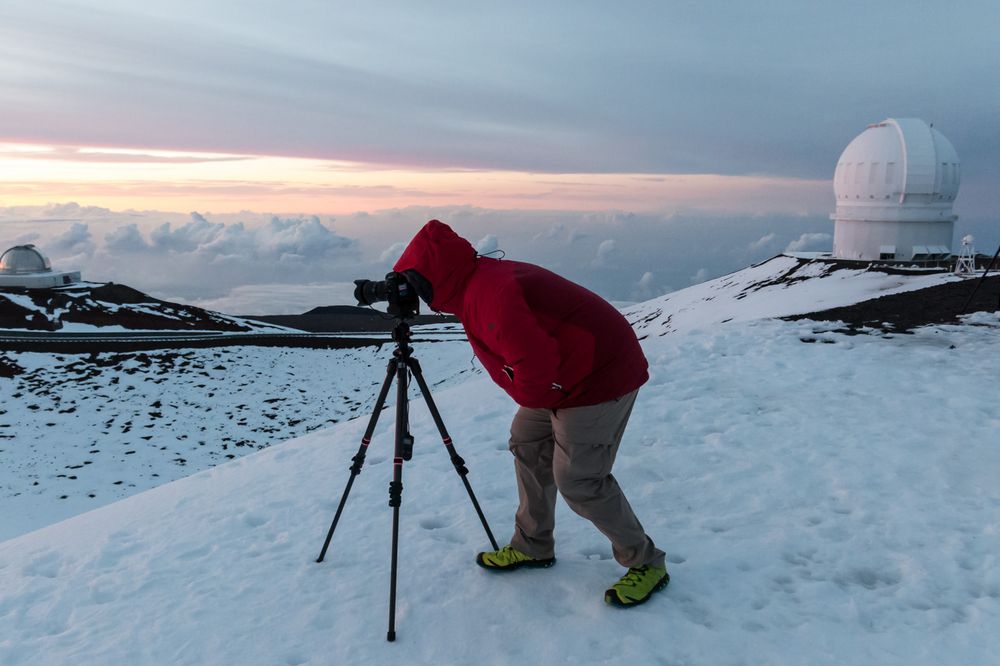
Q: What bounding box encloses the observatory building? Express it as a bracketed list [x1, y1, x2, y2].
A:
[0, 245, 81, 288]
[832, 118, 960, 263]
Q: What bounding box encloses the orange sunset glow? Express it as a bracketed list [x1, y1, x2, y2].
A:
[0, 142, 829, 215]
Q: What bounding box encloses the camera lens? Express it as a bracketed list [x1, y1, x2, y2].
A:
[354, 279, 391, 306]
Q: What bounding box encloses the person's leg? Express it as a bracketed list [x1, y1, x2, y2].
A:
[551, 390, 665, 568]
[507, 406, 558, 560]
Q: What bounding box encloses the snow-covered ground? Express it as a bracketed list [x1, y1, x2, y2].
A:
[0, 339, 475, 541]
[2, 256, 998, 664]
[625, 254, 963, 335]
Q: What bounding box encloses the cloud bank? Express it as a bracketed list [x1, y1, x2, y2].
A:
[785, 233, 833, 253]
[3, 203, 996, 315]
[0, 203, 837, 313]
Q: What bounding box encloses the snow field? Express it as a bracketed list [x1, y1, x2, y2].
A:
[2, 313, 999, 665]
[0, 339, 476, 541]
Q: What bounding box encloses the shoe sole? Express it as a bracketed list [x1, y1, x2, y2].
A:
[604, 572, 670, 608]
[475, 554, 556, 571]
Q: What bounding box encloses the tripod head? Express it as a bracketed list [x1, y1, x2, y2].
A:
[391, 318, 412, 345]
[390, 319, 415, 364]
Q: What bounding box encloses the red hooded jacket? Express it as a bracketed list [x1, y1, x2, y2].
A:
[394, 220, 648, 409]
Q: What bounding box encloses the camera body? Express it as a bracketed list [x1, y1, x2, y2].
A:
[354, 271, 420, 319]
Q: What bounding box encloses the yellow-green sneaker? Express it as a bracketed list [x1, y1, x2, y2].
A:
[475, 545, 556, 571]
[604, 565, 669, 607]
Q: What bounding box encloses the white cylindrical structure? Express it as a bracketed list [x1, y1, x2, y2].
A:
[831, 118, 960, 262]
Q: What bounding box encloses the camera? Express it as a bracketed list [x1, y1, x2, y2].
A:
[354, 271, 420, 319]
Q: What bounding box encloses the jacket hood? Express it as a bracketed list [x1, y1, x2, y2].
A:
[393, 220, 477, 314]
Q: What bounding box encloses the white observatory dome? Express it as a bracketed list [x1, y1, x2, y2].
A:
[0, 244, 80, 288]
[0, 245, 52, 275]
[834, 118, 960, 216]
[832, 118, 960, 262]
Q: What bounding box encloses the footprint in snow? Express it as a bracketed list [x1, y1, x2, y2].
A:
[22, 550, 63, 579]
[242, 513, 268, 528]
[96, 533, 145, 568]
[578, 547, 613, 561]
[418, 517, 449, 530]
[178, 544, 214, 561]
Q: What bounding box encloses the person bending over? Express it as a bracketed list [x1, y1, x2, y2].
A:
[394, 220, 667, 607]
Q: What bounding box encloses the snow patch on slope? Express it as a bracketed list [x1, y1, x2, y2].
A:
[626, 255, 962, 335]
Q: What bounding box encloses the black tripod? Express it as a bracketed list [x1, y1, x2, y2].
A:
[315, 319, 498, 642]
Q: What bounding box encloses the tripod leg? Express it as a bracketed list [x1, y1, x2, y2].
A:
[408, 357, 500, 551]
[316, 358, 397, 563]
[387, 355, 409, 642]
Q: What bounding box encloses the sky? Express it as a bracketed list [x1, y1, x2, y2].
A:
[1, 1, 998, 313]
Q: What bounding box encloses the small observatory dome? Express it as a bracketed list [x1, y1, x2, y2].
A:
[0, 244, 80, 288]
[832, 118, 960, 262]
[0, 245, 53, 274]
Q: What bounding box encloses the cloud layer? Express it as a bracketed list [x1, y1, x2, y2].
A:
[6, 201, 1000, 314]
[0, 203, 835, 312]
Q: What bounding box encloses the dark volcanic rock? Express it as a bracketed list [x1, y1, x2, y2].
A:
[0, 296, 59, 331]
[89, 283, 160, 304]
[246, 307, 457, 332]
[0, 354, 24, 377]
[302, 305, 373, 316]
[785, 275, 1000, 333]
[1, 283, 252, 332]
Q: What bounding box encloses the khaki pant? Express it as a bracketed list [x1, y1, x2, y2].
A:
[508, 389, 665, 569]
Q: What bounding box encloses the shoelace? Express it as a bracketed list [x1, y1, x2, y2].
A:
[494, 545, 524, 565]
[618, 566, 650, 587]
